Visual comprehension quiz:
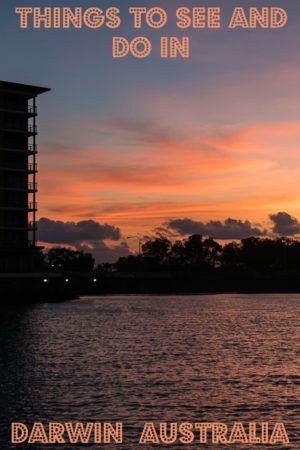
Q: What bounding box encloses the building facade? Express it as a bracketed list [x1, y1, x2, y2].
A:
[0, 81, 50, 272]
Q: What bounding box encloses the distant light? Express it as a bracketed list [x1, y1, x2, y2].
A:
[65, 278, 69, 283]
[43, 278, 48, 283]
[51, 264, 55, 267]
[93, 278, 97, 283]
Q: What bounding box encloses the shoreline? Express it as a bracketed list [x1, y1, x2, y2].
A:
[1, 270, 300, 303]
[1, 288, 300, 306]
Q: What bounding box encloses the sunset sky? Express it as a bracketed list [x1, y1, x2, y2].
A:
[1, 0, 300, 261]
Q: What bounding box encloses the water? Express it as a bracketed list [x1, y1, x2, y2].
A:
[1, 294, 300, 449]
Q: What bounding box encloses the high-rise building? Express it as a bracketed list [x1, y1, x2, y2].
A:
[0, 81, 50, 272]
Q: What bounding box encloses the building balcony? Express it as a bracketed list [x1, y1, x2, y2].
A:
[28, 125, 37, 135]
[28, 163, 37, 173]
[0, 104, 37, 116]
[0, 222, 37, 231]
[28, 143, 37, 154]
[0, 124, 37, 135]
[28, 201, 38, 211]
[0, 182, 37, 192]
[0, 163, 37, 173]
[0, 144, 37, 154]
[28, 182, 37, 191]
[28, 221, 36, 230]
[0, 202, 37, 211]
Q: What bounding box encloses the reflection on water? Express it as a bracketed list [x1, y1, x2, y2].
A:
[0, 294, 300, 449]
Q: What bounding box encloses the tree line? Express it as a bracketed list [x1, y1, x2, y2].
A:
[115, 235, 300, 272]
[42, 235, 300, 273]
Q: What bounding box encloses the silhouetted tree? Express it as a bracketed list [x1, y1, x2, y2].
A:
[239, 237, 282, 270]
[169, 240, 185, 267]
[203, 237, 223, 266]
[181, 234, 204, 265]
[113, 234, 300, 275]
[46, 247, 95, 272]
[142, 238, 172, 265]
[221, 242, 241, 268]
[285, 238, 300, 269]
[115, 255, 142, 272]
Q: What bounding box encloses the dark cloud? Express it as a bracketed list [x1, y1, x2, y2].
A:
[37, 217, 121, 244]
[269, 212, 300, 236]
[167, 217, 266, 240]
[37, 218, 129, 263]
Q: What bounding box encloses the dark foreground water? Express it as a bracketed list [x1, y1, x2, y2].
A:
[1, 294, 300, 449]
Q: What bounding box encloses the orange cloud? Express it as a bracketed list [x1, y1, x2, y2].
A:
[37, 105, 300, 238]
